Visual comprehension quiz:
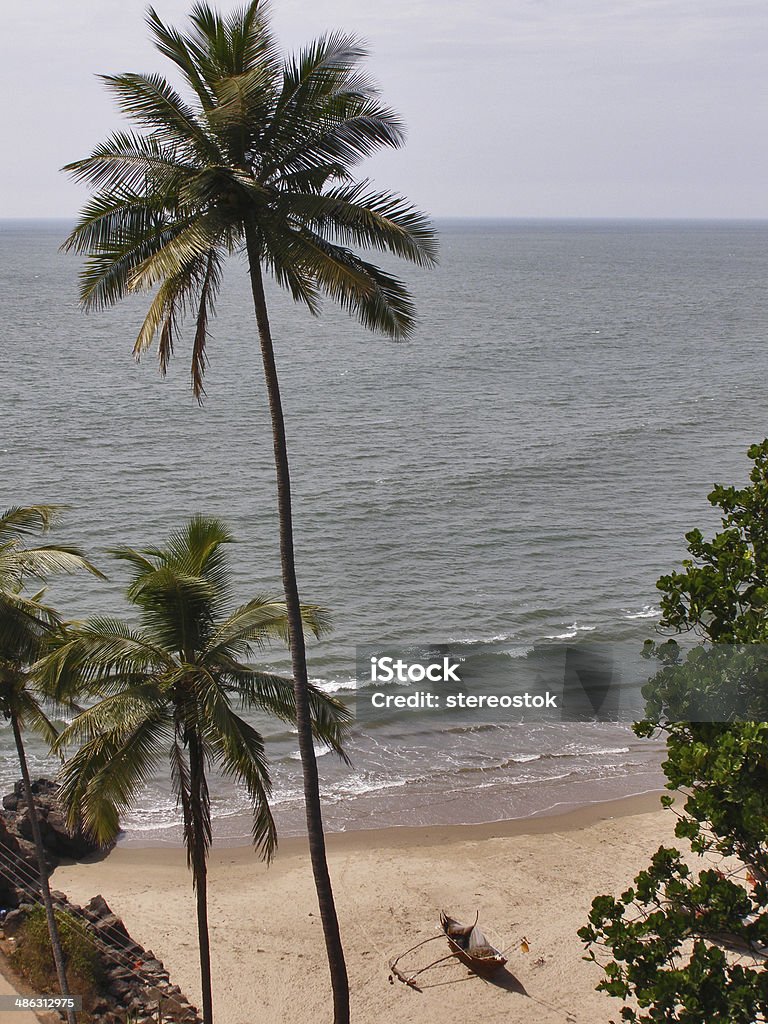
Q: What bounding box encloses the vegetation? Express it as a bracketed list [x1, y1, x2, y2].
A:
[579, 440, 768, 1023]
[0, 505, 102, 1024]
[40, 515, 350, 1024]
[11, 905, 105, 1015]
[62, 4, 437, 1018]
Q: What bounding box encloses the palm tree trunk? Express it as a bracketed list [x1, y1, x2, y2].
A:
[10, 715, 77, 1024]
[188, 736, 214, 1024]
[244, 223, 350, 1024]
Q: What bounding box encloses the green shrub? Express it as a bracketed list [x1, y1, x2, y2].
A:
[11, 904, 105, 1005]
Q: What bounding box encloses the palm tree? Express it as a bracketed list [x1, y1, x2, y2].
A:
[40, 516, 350, 1024]
[61, 4, 437, 1019]
[0, 505, 102, 1024]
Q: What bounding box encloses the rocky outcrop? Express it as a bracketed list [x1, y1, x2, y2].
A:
[0, 893, 202, 1024]
[2, 779, 105, 861]
[0, 778, 111, 909]
[0, 813, 37, 910]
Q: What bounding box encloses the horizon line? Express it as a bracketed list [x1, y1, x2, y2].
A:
[2, 214, 768, 225]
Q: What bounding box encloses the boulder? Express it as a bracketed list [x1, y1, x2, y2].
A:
[2, 778, 105, 863]
[86, 894, 112, 920]
[0, 907, 27, 936]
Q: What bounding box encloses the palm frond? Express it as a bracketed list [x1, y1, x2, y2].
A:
[207, 67, 275, 139]
[130, 246, 223, 390]
[71, 215, 198, 311]
[57, 709, 171, 844]
[225, 1, 279, 77]
[257, 34, 403, 183]
[13, 546, 104, 581]
[188, 0, 279, 80]
[191, 251, 220, 398]
[283, 182, 438, 267]
[198, 680, 277, 859]
[146, 7, 217, 110]
[274, 32, 371, 122]
[169, 736, 196, 865]
[184, 729, 213, 875]
[0, 506, 64, 541]
[163, 516, 235, 582]
[37, 618, 170, 700]
[8, 686, 61, 749]
[126, 210, 230, 293]
[265, 226, 419, 337]
[204, 595, 329, 660]
[109, 519, 236, 656]
[263, 99, 406, 183]
[101, 72, 221, 163]
[227, 669, 351, 763]
[62, 189, 173, 262]
[53, 684, 166, 750]
[63, 131, 193, 197]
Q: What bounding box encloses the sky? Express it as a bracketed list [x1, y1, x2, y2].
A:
[2, 0, 767, 219]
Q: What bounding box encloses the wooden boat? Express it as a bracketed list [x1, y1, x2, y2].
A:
[440, 912, 507, 976]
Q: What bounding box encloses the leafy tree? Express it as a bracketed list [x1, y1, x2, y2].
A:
[0, 505, 102, 1024]
[40, 516, 350, 1024]
[62, 5, 437, 1018]
[579, 440, 768, 1023]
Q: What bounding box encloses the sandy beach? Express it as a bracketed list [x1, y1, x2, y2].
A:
[49, 794, 682, 1024]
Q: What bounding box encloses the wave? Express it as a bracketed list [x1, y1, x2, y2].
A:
[310, 676, 358, 694]
[288, 743, 333, 761]
[448, 633, 517, 645]
[544, 622, 598, 640]
[451, 745, 632, 776]
[623, 605, 661, 620]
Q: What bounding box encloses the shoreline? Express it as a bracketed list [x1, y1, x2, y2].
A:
[113, 784, 668, 852]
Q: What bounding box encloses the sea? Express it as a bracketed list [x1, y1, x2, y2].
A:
[2, 217, 767, 845]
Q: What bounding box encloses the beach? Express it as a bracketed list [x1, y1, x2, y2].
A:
[51, 794, 677, 1024]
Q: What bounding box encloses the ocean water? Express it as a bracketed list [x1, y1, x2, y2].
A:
[2, 218, 768, 843]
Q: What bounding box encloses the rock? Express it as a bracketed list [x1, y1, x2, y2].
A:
[2, 777, 106, 864]
[86, 894, 112, 919]
[1, 908, 27, 937]
[93, 912, 131, 943]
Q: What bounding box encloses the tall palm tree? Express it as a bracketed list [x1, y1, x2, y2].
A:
[0, 505, 102, 1024]
[40, 516, 350, 1024]
[61, 4, 437, 1019]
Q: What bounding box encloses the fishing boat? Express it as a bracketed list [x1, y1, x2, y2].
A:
[440, 912, 507, 976]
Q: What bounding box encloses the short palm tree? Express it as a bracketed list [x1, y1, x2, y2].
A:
[40, 516, 350, 1024]
[0, 505, 102, 1024]
[62, 5, 437, 1017]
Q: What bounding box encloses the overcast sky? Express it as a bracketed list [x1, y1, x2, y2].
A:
[2, 0, 766, 219]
